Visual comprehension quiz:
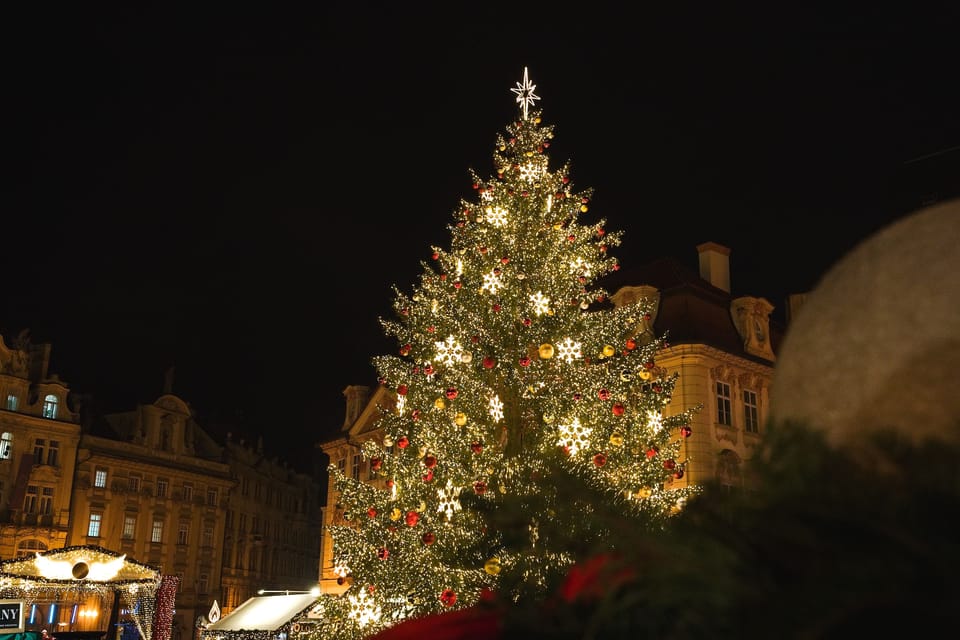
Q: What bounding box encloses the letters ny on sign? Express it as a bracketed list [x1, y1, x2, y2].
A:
[0, 600, 24, 632]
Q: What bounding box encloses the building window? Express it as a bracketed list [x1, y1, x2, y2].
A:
[352, 454, 361, 481]
[151, 518, 164, 543]
[198, 573, 209, 594]
[5, 394, 17, 411]
[241, 477, 249, 496]
[129, 475, 141, 493]
[122, 514, 137, 539]
[156, 478, 169, 498]
[182, 483, 193, 502]
[202, 527, 213, 547]
[42, 394, 58, 419]
[23, 485, 38, 513]
[254, 482, 262, 499]
[716, 381, 732, 426]
[206, 487, 218, 506]
[33, 439, 46, 462]
[337, 457, 346, 475]
[177, 522, 190, 545]
[87, 512, 103, 537]
[0, 432, 12, 459]
[743, 389, 759, 433]
[39, 487, 53, 515]
[17, 539, 47, 554]
[94, 468, 108, 488]
[46, 440, 59, 467]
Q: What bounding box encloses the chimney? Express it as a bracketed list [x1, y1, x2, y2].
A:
[697, 242, 731, 293]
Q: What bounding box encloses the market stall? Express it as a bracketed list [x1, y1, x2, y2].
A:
[0, 546, 176, 640]
[199, 594, 321, 640]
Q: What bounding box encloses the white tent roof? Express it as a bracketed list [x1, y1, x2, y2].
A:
[205, 594, 318, 631]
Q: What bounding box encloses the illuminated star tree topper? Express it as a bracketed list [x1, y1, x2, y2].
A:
[510, 66, 540, 120]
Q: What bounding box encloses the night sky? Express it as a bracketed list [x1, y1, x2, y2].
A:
[6, 5, 958, 471]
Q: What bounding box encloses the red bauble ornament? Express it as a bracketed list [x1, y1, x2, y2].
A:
[422, 470, 434, 483]
[378, 547, 389, 560]
[663, 459, 676, 470]
[371, 457, 383, 471]
[519, 356, 531, 367]
[423, 455, 437, 469]
[400, 344, 411, 356]
[612, 403, 625, 416]
[427, 325, 436, 333]
[454, 281, 462, 289]
[412, 409, 421, 421]
[397, 436, 410, 449]
[479, 246, 488, 253]
[573, 393, 582, 401]
[405, 511, 420, 526]
[482, 356, 496, 369]
[653, 384, 663, 394]
[501, 257, 510, 264]
[445, 387, 458, 399]
[625, 338, 636, 351]
[522, 317, 532, 326]
[473, 480, 487, 495]
[471, 334, 480, 343]
[644, 360, 655, 370]
[367, 507, 377, 518]
[471, 441, 483, 453]
[422, 532, 436, 545]
[424, 364, 434, 375]
[597, 228, 605, 237]
[598, 389, 611, 401]
[472, 183, 479, 189]
[646, 446, 658, 459]
[680, 425, 693, 438]
[439, 273, 447, 281]
[562, 176, 570, 184]
[432, 252, 439, 260]
[567, 234, 576, 242]
[397, 384, 408, 396]
[674, 468, 684, 479]
[440, 589, 457, 607]
[492, 303, 502, 312]
[385, 479, 395, 489]
[593, 453, 607, 467]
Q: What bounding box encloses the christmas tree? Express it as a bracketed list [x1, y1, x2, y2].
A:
[313, 68, 700, 640]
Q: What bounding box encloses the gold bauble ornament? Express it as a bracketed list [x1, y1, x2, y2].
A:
[461, 352, 473, 363]
[638, 370, 652, 381]
[484, 557, 502, 576]
[383, 435, 394, 447]
[538, 343, 555, 359]
[454, 412, 468, 426]
[543, 414, 554, 424]
[435, 397, 446, 409]
[390, 508, 402, 521]
[602, 344, 616, 357]
[609, 432, 624, 446]
[637, 487, 653, 499]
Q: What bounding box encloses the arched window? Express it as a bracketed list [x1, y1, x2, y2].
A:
[716, 449, 743, 493]
[0, 432, 12, 459]
[17, 539, 48, 554]
[42, 394, 58, 419]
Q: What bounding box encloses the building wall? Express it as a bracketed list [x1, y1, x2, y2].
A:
[0, 334, 82, 560]
[219, 437, 323, 614]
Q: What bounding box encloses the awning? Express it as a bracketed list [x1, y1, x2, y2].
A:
[203, 595, 318, 633]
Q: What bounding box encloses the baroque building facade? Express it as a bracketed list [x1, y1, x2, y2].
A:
[0, 332, 82, 559]
[0, 329, 323, 638]
[316, 242, 785, 593]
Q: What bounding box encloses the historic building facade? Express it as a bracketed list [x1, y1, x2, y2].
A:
[0, 332, 82, 560]
[218, 434, 324, 613]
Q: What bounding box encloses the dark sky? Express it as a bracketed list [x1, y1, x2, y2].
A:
[6, 5, 959, 471]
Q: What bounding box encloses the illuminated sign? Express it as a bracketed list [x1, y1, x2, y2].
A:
[0, 600, 25, 633]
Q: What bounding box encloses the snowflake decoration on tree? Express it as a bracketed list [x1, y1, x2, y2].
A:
[646, 410, 664, 432]
[557, 417, 591, 456]
[489, 395, 504, 422]
[347, 587, 382, 628]
[437, 479, 462, 521]
[481, 269, 504, 294]
[555, 337, 583, 363]
[434, 335, 464, 367]
[519, 157, 546, 182]
[529, 291, 551, 316]
[480, 187, 495, 202]
[569, 257, 592, 278]
[484, 205, 509, 227]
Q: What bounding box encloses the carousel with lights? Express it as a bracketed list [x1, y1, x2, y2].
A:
[0, 546, 177, 640]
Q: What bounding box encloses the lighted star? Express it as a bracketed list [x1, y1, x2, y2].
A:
[510, 67, 540, 120]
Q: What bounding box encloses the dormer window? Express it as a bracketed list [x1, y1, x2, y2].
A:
[731, 297, 776, 361]
[42, 394, 58, 419]
[5, 394, 17, 411]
